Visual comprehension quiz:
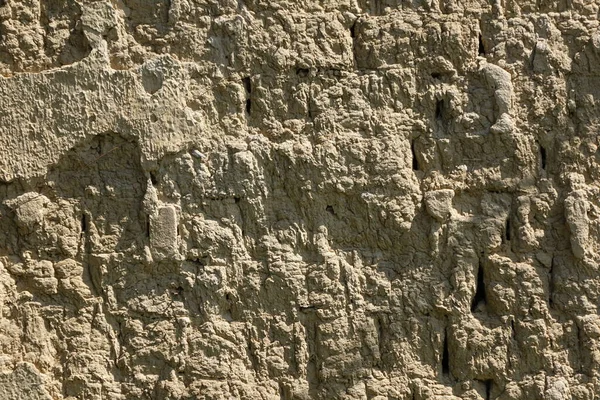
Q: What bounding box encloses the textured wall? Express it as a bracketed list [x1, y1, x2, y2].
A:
[0, 0, 599, 399]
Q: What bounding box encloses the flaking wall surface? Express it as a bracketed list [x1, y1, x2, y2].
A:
[0, 0, 599, 399]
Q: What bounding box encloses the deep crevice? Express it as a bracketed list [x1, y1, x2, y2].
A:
[243, 76, 252, 115]
[471, 260, 486, 312]
[510, 319, 516, 339]
[504, 217, 511, 242]
[540, 144, 547, 170]
[80, 213, 87, 233]
[375, 316, 384, 368]
[325, 205, 335, 215]
[296, 68, 309, 77]
[548, 257, 555, 308]
[431, 72, 442, 79]
[484, 380, 493, 400]
[442, 329, 450, 375]
[435, 99, 444, 120]
[478, 33, 486, 56]
[411, 140, 419, 171]
[150, 172, 158, 185]
[242, 76, 252, 94]
[350, 20, 357, 39]
[575, 321, 583, 373]
[350, 18, 359, 67]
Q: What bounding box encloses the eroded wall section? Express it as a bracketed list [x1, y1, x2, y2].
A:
[0, 0, 599, 399]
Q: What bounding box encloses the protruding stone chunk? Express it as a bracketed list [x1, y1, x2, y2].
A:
[150, 205, 179, 260]
[480, 62, 514, 134]
[565, 190, 589, 259]
[6, 193, 50, 234]
[424, 189, 455, 222]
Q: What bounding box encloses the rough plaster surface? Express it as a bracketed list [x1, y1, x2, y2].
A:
[0, 0, 600, 399]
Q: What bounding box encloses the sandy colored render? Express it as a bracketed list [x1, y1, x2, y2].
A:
[0, 0, 600, 399]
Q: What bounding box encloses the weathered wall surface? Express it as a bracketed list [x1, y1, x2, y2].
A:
[0, 0, 599, 399]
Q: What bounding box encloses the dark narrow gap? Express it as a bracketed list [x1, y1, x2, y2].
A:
[242, 76, 252, 94]
[471, 260, 486, 312]
[325, 205, 335, 215]
[442, 329, 450, 375]
[411, 140, 419, 171]
[504, 217, 511, 242]
[150, 172, 158, 185]
[234, 196, 241, 204]
[80, 213, 87, 233]
[548, 256, 555, 308]
[146, 215, 151, 238]
[575, 321, 583, 373]
[350, 18, 359, 68]
[478, 33, 486, 56]
[296, 68, 309, 77]
[435, 99, 444, 120]
[243, 76, 252, 115]
[431, 72, 442, 79]
[510, 319, 516, 339]
[376, 316, 384, 368]
[540, 144, 547, 170]
[530, 44, 537, 70]
[485, 380, 492, 400]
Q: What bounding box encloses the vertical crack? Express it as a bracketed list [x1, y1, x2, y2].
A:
[350, 18, 358, 68]
[540, 144, 547, 170]
[435, 99, 444, 120]
[510, 319, 516, 339]
[504, 217, 511, 242]
[243, 76, 252, 115]
[471, 259, 486, 312]
[478, 33, 486, 56]
[548, 256, 555, 309]
[442, 328, 450, 376]
[411, 140, 419, 171]
[80, 213, 87, 234]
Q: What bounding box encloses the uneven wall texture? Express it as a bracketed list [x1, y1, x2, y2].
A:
[0, 0, 600, 399]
